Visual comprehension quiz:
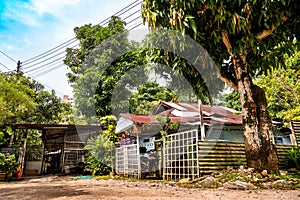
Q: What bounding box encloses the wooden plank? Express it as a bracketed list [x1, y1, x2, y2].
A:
[199, 161, 246, 166]
[198, 154, 246, 158]
[199, 165, 241, 170]
[197, 142, 295, 174]
[199, 142, 245, 147]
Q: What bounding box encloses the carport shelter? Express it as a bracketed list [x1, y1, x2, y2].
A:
[10, 124, 101, 175]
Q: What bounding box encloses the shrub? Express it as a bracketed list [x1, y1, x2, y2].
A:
[84, 134, 115, 176]
[285, 146, 300, 170]
[0, 153, 19, 174]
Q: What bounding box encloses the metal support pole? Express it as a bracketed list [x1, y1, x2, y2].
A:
[137, 134, 141, 179]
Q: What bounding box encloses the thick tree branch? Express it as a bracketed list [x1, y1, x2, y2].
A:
[217, 72, 238, 91]
[221, 30, 234, 57]
[256, 16, 288, 40]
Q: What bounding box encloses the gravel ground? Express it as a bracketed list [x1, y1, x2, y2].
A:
[0, 176, 300, 200]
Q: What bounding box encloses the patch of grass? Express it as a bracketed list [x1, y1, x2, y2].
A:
[94, 175, 142, 182]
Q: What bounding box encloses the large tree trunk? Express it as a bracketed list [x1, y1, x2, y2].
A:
[233, 55, 279, 173]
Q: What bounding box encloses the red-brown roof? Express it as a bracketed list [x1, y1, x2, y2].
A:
[120, 102, 242, 126]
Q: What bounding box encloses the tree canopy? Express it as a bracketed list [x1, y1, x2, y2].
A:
[0, 73, 35, 125]
[256, 49, 300, 123]
[223, 48, 300, 124]
[129, 82, 178, 114]
[142, 0, 300, 172]
[64, 17, 148, 121]
[0, 72, 73, 126]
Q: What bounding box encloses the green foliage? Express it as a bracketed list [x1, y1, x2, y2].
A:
[0, 153, 19, 174]
[100, 115, 118, 144]
[0, 72, 73, 125]
[129, 82, 178, 114]
[84, 115, 117, 175]
[84, 152, 112, 176]
[0, 73, 36, 124]
[84, 134, 115, 176]
[156, 116, 179, 140]
[285, 146, 300, 170]
[143, 0, 300, 73]
[256, 49, 300, 123]
[65, 17, 148, 120]
[0, 126, 12, 146]
[221, 90, 241, 112]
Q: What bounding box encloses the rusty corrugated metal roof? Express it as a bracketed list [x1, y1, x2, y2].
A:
[120, 102, 242, 126]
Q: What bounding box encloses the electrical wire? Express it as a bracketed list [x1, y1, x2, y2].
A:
[29, 58, 64, 76]
[128, 22, 143, 30]
[22, 0, 145, 82]
[32, 63, 65, 78]
[0, 62, 12, 71]
[22, 13, 142, 73]
[24, 55, 66, 73]
[22, 39, 78, 66]
[0, 49, 17, 64]
[22, 0, 142, 66]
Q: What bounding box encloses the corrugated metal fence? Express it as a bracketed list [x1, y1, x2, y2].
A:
[198, 141, 293, 175]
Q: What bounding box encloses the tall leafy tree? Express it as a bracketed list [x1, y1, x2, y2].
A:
[33, 89, 73, 124]
[64, 17, 148, 121]
[142, 0, 300, 172]
[0, 73, 36, 124]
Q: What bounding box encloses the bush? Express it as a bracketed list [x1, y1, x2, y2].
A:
[0, 153, 19, 174]
[84, 153, 112, 176]
[84, 134, 115, 176]
[285, 146, 300, 170]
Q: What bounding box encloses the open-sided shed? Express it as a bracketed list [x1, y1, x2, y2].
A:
[11, 124, 101, 175]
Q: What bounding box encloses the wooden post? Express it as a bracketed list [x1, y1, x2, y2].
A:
[61, 131, 67, 172]
[290, 121, 297, 146]
[20, 129, 28, 175]
[198, 99, 205, 141]
[9, 128, 15, 147]
[40, 130, 46, 174]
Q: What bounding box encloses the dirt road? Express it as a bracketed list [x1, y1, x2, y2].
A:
[0, 176, 299, 200]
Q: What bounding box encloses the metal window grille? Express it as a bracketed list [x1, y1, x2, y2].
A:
[64, 152, 78, 166]
[163, 129, 199, 181]
[116, 144, 140, 178]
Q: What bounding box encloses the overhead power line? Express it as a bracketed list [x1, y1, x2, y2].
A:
[0, 62, 12, 71]
[21, 1, 143, 77]
[20, 0, 144, 90]
[22, 39, 79, 66]
[22, 0, 142, 66]
[129, 22, 143, 30]
[0, 49, 18, 64]
[32, 63, 65, 78]
[24, 55, 66, 74]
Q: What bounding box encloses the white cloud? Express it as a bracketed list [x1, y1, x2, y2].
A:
[3, 1, 40, 27]
[4, 44, 21, 51]
[31, 0, 84, 17]
[23, 37, 32, 46]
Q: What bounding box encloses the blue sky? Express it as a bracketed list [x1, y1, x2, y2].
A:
[0, 0, 140, 96]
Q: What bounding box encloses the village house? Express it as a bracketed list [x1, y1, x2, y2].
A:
[115, 101, 296, 180]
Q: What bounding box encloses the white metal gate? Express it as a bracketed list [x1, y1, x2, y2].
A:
[163, 129, 199, 180]
[115, 144, 140, 178]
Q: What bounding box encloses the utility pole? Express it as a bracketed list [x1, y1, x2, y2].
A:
[16, 60, 22, 72]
